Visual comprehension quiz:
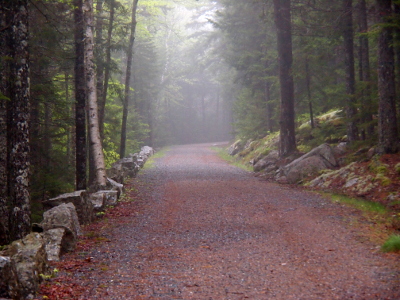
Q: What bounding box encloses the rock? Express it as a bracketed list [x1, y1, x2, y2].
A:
[344, 177, 358, 188]
[106, 162, 124, 184]
[43, 228, 74, 261]
[285, 156, 328, 184]
[227, 140, 243, 156]
[43, 190, 93, 225]
[275, 175, 288, 184]
[367, 147, 376, 159]
[283, 144, 337, 184]
[90, 192, 106, 212]
[333, 142, 347, 156]
[100, 190, 118, 206]
[107, 156, 141, 183]
[140, 146, 154, 158]
[89, 190, 118, 212]
[308, 162, 378, 197]
[253, 150, 279, 172]
[8, 233, 49, 300]
[41, 203, 82, 237]
[41, 203, 80, 261]
[0, 256, 19, 299]
[107, 178, 124, 198]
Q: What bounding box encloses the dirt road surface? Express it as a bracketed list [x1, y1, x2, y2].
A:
[74, 143, 400, 299]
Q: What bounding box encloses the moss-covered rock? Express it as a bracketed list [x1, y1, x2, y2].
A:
[395, 163, 400, 175]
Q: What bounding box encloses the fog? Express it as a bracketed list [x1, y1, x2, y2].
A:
[130, 0, 233, 147]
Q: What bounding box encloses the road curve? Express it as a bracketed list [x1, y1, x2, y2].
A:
[81, 143, 400, 299]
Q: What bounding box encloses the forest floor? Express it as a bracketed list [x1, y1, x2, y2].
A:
[37, 143, 400, 299]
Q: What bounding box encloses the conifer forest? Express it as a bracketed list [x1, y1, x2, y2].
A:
[1, 0, 400, 248]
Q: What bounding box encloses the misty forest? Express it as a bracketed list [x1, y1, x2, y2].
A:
[2, 0, 400, 298]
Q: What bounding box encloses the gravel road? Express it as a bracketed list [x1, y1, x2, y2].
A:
[79, 143, 400, 299]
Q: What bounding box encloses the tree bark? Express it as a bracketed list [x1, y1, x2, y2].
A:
[272, 0, 296, 157]
[265, 81, 273, 133]
[84, 0, 107, 188]
[99, 0, 115, 139]
[394, 3, 400, 128]
[0, 3, 10, 244]
[120, 0, 139, 159]
[358, 0, 373, 139]
[343, 0, 358, 142]
[376, 0, 399, 153]
[74, 0, 87, 190]
[95, 0, 105, 139]
[7, 0, 31, 241]
[305, 57, 314, 129]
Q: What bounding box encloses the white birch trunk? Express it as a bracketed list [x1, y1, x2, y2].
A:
[84, 0, 107, 187]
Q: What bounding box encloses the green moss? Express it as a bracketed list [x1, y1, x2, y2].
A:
[395, 163, 400, 175]
[381, 235, 400, 252]
[375, 173, 392, 186]
[297, 144, 312, 153]
[368, 158, 388, 175]
[330, 194, 387, 214]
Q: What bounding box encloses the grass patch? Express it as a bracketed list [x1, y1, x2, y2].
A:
[330, 194, 387, 214]
[212, 146, 252, 172]
[382, 234, 400, 252]
[142, 147, 169, 170]
[327, 193, 400, 250]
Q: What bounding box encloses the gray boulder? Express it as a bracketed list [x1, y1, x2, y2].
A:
[228, 140, 243, 156]
[253, 150, 279, 172]
[333, 142, 347, 156]
[139, 146, 154, 159]
[285, 156, 329, 184]
[100, 190, 118, 207]
[41, 202, 81, 237]
[89, 190, 118, 212]
[106, 162, 124, 183]
[43, 190, 93, 225]
[107, 156, 141, 183]
[0, 256, 19, 299]
[41, 203, 81, 260]
[282, 143, 337, 183]
[107, 177, 124, 198]
[8, 233, 49, 300]
[43, 228, 74, 261]
[90, 191, 106, 212]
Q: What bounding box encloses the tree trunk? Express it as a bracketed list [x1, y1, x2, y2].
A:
[95, 0, 105, 139]
[305, 57, 314, 129]
[120, 0, 139, 159]
[0, 4, 11, 244]
[272, 0, 296, 157]
[394, 3, 400, 129]
[358, 0, 373, 139]
[84, 0, 107, 188]
[343, 0, 358, 142]
[99, 0, 115, 139]
[376, 0, 399, 153]
[265, 81, 273, 133]
[74, 0, 87, 190]
[7, 0, 31, 241]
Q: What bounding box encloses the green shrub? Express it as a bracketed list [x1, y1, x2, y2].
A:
[382, 235, 400, 252]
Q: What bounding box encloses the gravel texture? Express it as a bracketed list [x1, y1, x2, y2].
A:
[64, 143, 400, 299]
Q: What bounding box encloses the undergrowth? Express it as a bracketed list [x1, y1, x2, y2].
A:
[327, 193, 400, 252]
[142, 147, 169, 170]
[330, 194, 387, 214]
[382, 235, 400, 253]
[213, 146, 252, 172]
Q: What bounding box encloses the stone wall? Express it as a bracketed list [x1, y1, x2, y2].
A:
[0, 146, 154, 299]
